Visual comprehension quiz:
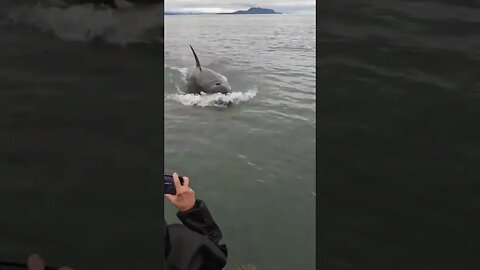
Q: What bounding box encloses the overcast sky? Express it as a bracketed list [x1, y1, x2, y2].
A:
[165, 0, 315, 14]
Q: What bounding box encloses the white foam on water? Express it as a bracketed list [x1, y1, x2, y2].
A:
[166, 89, 257, 108]
[169, 66, 189, 82]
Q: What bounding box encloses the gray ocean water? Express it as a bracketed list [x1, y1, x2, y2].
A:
[164, 15, 316, 270]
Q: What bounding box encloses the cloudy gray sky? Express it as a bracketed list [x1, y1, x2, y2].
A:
[165, 0, 315, 14]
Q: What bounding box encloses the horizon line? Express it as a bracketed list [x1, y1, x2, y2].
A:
[164, 10, 314, 15]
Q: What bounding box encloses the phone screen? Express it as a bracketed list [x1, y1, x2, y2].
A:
[164, 175, 184, 195]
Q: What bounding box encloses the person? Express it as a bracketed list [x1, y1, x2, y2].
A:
[2, 173, 227, 270]
[164, 173, 228, 270]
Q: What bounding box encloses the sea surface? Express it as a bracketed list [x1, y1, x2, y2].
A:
[318, 0, 480, 269]
[164, 15, 316, 270]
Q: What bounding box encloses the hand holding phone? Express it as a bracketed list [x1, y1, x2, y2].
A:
[164, 173, 196, 212]
[164, 174, 184, 195]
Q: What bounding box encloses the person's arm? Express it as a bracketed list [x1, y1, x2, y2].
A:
[164, 173, 227, 256]
[176, 199, 227, 254]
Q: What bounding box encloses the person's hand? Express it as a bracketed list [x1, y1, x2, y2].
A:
[27, 254, 73, 270]
[164, 172, 196, 212]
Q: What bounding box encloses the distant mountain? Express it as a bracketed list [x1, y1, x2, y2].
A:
[219, 7, 281, 15]
[165, 7, 282, 16]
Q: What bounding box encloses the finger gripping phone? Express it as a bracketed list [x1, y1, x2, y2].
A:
[164, 175, 184, 195]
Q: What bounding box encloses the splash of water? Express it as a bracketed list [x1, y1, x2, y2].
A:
[166, 89, 257, 108]
[169, 66, 189, 82]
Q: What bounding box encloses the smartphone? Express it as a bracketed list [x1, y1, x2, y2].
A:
[164, 175, 184, 195]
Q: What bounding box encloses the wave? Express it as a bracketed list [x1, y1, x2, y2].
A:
[166, 89, 257, 108]
[168, 65, 188, 81]
[7, 1, 163, 45]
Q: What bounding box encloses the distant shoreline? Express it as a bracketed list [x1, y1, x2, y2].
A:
[219, 7, 281, 15]
[164, 13, 285, 15]
[164, 13, 315, 16]
[165, 7, 282, 16]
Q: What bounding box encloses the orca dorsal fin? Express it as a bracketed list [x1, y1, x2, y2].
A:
[189, 45, 202, 72]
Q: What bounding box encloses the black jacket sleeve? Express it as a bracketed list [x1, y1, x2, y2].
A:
[176, 200, 227, 254]
[165, 200, 228, 270]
